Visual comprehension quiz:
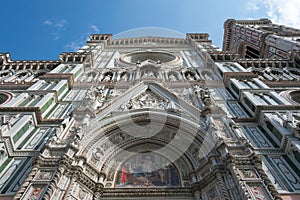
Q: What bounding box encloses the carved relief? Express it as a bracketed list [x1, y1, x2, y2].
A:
[184, 71, 196, 81]
[120, 90, 174, 111]
[0, 143, 6, 164]
[240, 169, 258, 179]
[35, 171, 53, 180]
[120, 72, 130, 81]
[25, 186, 45, 200]
[249, 185, 268, 200]
[101, 71, 113, 82]
[93, 142, 110, 161]
[76, 186, 88, 200]
[57, 175, 69, 190]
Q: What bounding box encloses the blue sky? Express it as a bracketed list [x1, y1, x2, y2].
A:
[1, 0, 299, 60]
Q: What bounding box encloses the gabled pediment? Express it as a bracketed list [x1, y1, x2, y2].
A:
[94, 81, 202, 122]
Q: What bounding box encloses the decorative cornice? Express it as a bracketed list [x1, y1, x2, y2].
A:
[102, 187, 193, 198]
[186, 33, 211, 42]
[59, 52, 92, 64]
[209, 51, 239, 61]
[89, 34, 112, 43]
[0, 82, 34, 90]
[40, 73, 74, 88]
[0, 107, 64, 125]
[0, 53, 60, 71]
[108, 36, 190, 47]
[263, 80, 300, 87]
[237, 59, 293, 68]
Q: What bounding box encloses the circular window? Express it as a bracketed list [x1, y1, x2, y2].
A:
[0, 92, 13, 106]
[121, 51, 177, 64]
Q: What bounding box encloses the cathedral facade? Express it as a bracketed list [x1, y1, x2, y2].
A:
[0, 19, 300, 200]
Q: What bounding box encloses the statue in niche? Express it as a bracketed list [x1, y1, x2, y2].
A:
[73, 126, 85, 142]
[143, 70, 155, 78]
[203, 72, 213, 80]
[0, 144, 6, 162]
[194, 85, 212, 107]
[102, 74, 112, 82]
[292, 113, 300, 128]
[125, 99, 133, 110]
[1, 115, 11, 130]
[169, 73, 177, 81]
[95, 86, 104, 96]
[186, 72, 195, 81]
[38, 171, 52, 180]
[158, 99, 169, 109]
[166, 100, 176, 111]
[242, 169, 257, 178]
[82, 87, 100, 110]
[110, 89, 122, 97]
[139, 92, 158, 108]
[82, 114, 91, 127]
[121, 73, 129, 81]
[85, 88, 96, 101]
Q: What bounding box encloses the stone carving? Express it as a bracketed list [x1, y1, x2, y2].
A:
[93, 142, 110, 160]
[77, 187, 88, 199]
[58, 175, 69, 189]
[189, 144, 200, 160]
[250, 185, 267, 200]
[120, 72, 129, 81]
[101, 73, 113, 82]
[121, 90, 173, 111]
[143, 70, 156, 78]
[292, 113, 300, 130]
[110, 133, 127, 144]
[27, 187, 43, 200]
[168, 73, 178, 81]
[194, 85, 212, 106]
[185, 72, 195, 81]
[37, 171, 53, 180]
[241, 169, 257, 178]
[0, 143, 6, 163]
[85, 88, 96, 101]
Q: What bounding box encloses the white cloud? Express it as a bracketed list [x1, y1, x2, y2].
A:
[43, 19, 67, 40]
[89, 24, 100, 33]
[64, 24, 100, 51]
[65, 41, 84, 52]
[246, 1, 260, 12]
[262, 0, 300, 28]
[43, 19, 53, 26]
[55, 20, 67, 29]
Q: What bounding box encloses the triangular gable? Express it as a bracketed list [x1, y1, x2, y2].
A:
[94, 81, 202, 122]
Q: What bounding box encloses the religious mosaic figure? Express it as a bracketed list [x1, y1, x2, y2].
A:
[115, 153, 180, 187]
